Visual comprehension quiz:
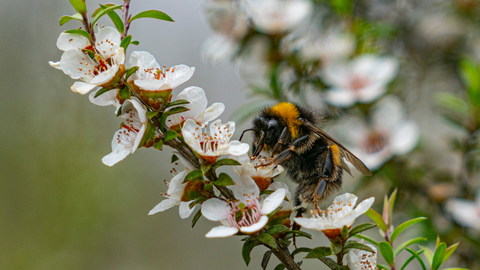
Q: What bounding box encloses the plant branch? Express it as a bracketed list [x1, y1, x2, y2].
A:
[122, 0, 132, 39]
[270, 240, 301, 270]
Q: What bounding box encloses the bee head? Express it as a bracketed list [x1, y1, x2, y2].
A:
[251, 116, 284, 155]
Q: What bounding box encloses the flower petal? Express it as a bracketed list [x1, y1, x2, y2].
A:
[179, 201, 196, 219]
[353, 197, 375, 217]
[56, 32, 90, 51]
[233, 175, 260, 201]
[205, 226, 239, 238]
[261, 188, 286, 215]
[294, 217, 326, 231]
[126, 51, 160, 81]
[168, 65, 195, 89]
[202, 198, 229, 221]
[60, 50, 96, 81]
[325, 88, 356, 108]
[89, 88, 119, 107]
[240, 215, 269, 233]
[49, 61, 62, 70]
[170, 86, 208, 121]
[227, 140, 250, 156]
[390, 120, 420, 155]
[196, 102, 225, 124]
[95, 27, 121, 59]
[148, 198, 181, 215]
[71, 82, 98, 95]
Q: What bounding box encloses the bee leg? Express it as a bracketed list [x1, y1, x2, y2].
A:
[273, 135, 311, 164]
[313, 179, 327, 213]
[271, 127, 289, 156]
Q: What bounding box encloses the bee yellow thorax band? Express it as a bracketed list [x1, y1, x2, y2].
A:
[270, 102, 303, 139]
[330, 144, 342, 165]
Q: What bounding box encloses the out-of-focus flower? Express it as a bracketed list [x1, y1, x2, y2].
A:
[202, 0, 248, 65]
[51, 27, 126, 95]
[294, 193, 374, 239]
[336, 96, 420, 170]
[322, 54, 399, 108]
[148, 154, 198, 219]
[165, 86, 225, 132]
[202, 175, 286, 237]
[346, 240, 378, 270]
[445, 189, 480, 230]
[125, 51, 195, 109]
[102, 99, 149, 166]
[243, 0, 313, 34]
[416, 13, 463, 49]
[231, 152, 284, 191]
[182, 119, 249, 164]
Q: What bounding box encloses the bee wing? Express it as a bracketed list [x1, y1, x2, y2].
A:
[304, 121, 372, 176]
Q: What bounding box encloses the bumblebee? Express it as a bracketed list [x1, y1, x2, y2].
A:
[243, 102, 371, 215]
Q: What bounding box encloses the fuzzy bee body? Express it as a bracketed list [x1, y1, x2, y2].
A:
[249, 102, 371, 214]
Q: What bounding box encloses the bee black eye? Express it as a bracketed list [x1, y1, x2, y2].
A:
[266, 119, 278, 141]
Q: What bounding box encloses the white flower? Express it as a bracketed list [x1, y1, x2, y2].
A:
[323, 54, 399, 108]
[294, 193, 374, 236]
[335, 96, 420, 170]
[202, 175, 286, 237]
[182, 119, 250, 164]
[53, 27, 125, 95]
[231, 152, 284, 191]
[49, 32, 91, 69]
[243, 0, 313, 34]
[102, 99, 148, 166]
[165, 86, 225, 130]
[148, 155, 198, 219]
[346, 240, 378, 270]
[445, 189, 480, 231]
[265, 181, 293, 211]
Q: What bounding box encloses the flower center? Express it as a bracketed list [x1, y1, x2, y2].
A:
[349, 75, 370, 91]
[362, 131, 388, 154]
[116, 108, 142, 147]
[227, 199, 262, 228]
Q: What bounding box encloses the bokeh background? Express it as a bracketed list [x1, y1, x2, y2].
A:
[1, 0, 479, 269]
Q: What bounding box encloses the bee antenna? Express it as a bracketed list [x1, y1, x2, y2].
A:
[239, 128, 255, 141]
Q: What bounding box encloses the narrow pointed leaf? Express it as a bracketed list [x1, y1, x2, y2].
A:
[344, 242, 375, 253]
[189, 196, 207, 209]
[171, 154, 179, 163]
[261, 250, 272, 270]
[93, 88, 113, 98]
[64, 29, 92, 41]
[121, 35, 133, 52]
[405, 248, 427, 270]
[154, 139, 163, 150]
[99, 4, 124, 33]
[92, 4, 116, 17]
[390, 217, 427, 243]
[119, 85, 131, 100]
[420, 245, 434, 266]
[91, 4, 122, 25]
[131, 40, 140, 45]
[184, 169, 203, 182]
[212, 158, 241, 169]
[242, 238, 259, 266]
[166, 106, 189, 115]
[388, 188, 397, 225]
[130, 10, 174, 22]
[274, 264, 285, 270]
[348, 223, 377, 238]
[431, 242, 446, 270]
[379, 241, 394, 266]
[400, 249, 424, 270]
[146, 111, 159, 119]
[331, 242, 343, 255]
[213, 173, 234, 186]
[365, 208, 388, 232]
[191, 209, 202, 228]
[59, 13, 83, 25]
[292, 247, 311, 257]
[377, 264, 391, 270]
[256, 232, 277, 249]
[266, 224, 289, 235]
[318, 257, 341, 270]
[69, 0, 86, 14]
[305, 247, 332, 259]
[443, 242, 459, 264]
[285, 230, 312, 239]
[164, 130, 179, 141]
[394, 237, 427, 257]
[165, 99, 190, 108]
[354, 234, 379, 246]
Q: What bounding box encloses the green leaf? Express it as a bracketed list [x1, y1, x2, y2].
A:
[354, 234, 379, 246]
[191, 209, 202, 228]
[331, 242, 342, 255]
[274, 264, 285, 270]
[171, 154, 179, 163]
[92, 4, 116, 17]
[266, 206, 282, 219]
[459, 57, 480, 105]
[344, 242, 375, 253]
[256, 232, 277, 249]
[146, 111, 159, 119]
[405, 248, 427, 270]
[443, 242, 459, 264]
[154, 139, 163, 150]
[131, 40, 140, 45]
[242, 238, 258, 266]
[394, 237, 427, 257]
[377, 264, 391, 270]
[266, 224, 289, 235]
[292, 247, 311, 257]
[379, 241, 394, 266]
[93, 88, 112, 98]
[118, 86, 131, 100]
[184, 170, 203, 182]
[116, 105, 123, 116]
[436, 93, 469, 117]
[213, 173, 234, 186]
[69, 0, 86, 14]
[91, 4, 122, 26]
[165, 99, 190, 108]
[305, 247, 332, 259]
[59, 13, 83, 25]
[64, 29, 92, 41]
[166, 106, 190, 115]
[212, 158, 241, 169]
[400, 249, 424, 270]
[121, 35, 133, 52]
[285, 230, 312, 240]
[319, 257, 344, 270]
[189, 196, 207, 209]
[388, 188, 397, 226]
[442, 268, 470, 270]
[130, 10, 174, 22]
[200, 164, 210, 175]
[341, 225, 349, 238]
[432, 243, 446, 270]
[390, 217, 427, 243]
[365, 208, 388, 232]
[420, 245, 434, 266]
[164, 130, 179, 142]
[98, 4, 124, 33]
[348, 223, 377, 238]
[124, 66, 139, 82]
[261, 250, 272, 270]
